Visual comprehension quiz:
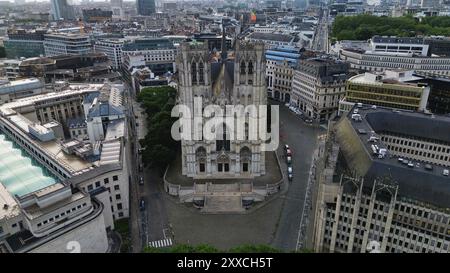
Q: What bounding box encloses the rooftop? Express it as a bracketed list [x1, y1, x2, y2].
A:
[248, 32, 294, 43]
[335, 105, 450, 208]
[0, 78, 44, 95]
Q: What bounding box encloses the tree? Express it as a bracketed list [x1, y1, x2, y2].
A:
[332, 15, 450, 41]
[137, 86, 179, 172]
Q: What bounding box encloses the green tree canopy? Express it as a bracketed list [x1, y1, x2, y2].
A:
[332, 15, 450, 41]
[137, 86, 179, 172]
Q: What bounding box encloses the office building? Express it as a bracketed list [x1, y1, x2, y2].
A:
[44, 33, 92, 57]
[312, 106, 450, 253]
[265, 46, 302, 102]
[121, 38, 175, 85]
[0, 78, 45, 105]
[4, 29, 46, 59]
[136, 0, 156, 16]
[339, 70, 430, 114]
[94, 39, 126, 70]
[292, 57, 349, 122]
[0, 82, 129, 252]
[82, 8, 113, 23]
[50, 0, 75, 21]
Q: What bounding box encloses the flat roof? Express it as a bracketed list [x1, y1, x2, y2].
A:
[337, 105, 450, 208]
[0, 183, 20, 220]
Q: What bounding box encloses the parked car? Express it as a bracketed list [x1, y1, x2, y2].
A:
[284, 144, 290, 151]
[288, 173, 293, 182]
[286, 156, 292, 165]
[443, 169, 449, 176]
[285, 103, 290, 107]
[139, 199, 145, 211]
[286, 148, 292, 156]
[139, 176, 144, 185]
[287, 166, 293, 175]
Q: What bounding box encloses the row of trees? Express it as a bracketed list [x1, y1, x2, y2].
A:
[137, 86, 179, 173]
[143, 244, 313, 253]
[332, 15, 450, 41]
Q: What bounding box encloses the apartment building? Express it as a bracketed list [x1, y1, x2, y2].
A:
[313, 106, 450, 253]
[339, 70, 430, 114]
[44, 33, 92, 57]
[292, 57, 349, 122]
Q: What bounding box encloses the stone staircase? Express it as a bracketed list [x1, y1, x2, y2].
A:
[201, 194, 245, 214]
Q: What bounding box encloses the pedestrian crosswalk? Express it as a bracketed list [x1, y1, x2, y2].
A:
[148, 238, 173, 248]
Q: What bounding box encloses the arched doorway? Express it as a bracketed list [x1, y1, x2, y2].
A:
[274, 91, 280, 101]
[285, 93, 291, 103]
[195, 147, 207, 174]
[240, 146, 251, 173]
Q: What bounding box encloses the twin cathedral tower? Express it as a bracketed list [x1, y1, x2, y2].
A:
[176, 36, 268, 179]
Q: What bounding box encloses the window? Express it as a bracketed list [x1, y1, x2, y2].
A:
[95, 181, 100, 188]
[104, 178, 109, 184]
[87, 184, 93, 191]
[113, 176, 118, 181]
[114, 185, 120, 191]
[116, 194, 121, 200]
[117, 203, 123, 210]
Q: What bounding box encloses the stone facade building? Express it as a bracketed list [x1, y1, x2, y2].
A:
[176, 40, 267, 179]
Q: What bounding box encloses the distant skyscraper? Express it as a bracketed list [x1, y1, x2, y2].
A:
[50, 0, 75, 20]
[111, 0, 124, 19]
[136, 0, 156, 16]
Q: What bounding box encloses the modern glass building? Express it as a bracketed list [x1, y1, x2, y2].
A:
[50, 0, 75, 20]
[136, 0, 156, 16]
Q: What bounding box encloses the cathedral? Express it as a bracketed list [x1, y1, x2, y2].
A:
[176, 37, 268, 179]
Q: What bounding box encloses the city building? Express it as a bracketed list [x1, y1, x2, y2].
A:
[121, 38, 176, 85]
[0, 82, 129, 252]
[136, 0, 156, 16]
[339, 70, 430, 114]
[370, 36, 450, 57]
[192, 33, 232, 52]
[82, 8, 113, 23]
[111, 0, 124, 20]
[44, 33, 92, 57]
[292, 57, 349, 122]
[312, 105, 450, 253]
[246, 32, 298, 49]
[265, 46, 302, 102]
[0, 60, 21, 81]
[130, 67, 170, 94]
[94, 39, 126, 70]
[0, 78, 45, 105]
[50, 0, 75, 21]
[3, 29, 47, 59]
[339, 36, 450, 76]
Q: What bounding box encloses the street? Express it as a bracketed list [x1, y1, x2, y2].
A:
[271, 100, 325, 251]
[311, 8, 330, 53]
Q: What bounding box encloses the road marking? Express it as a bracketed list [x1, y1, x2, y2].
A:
[149, 238, 173, 248]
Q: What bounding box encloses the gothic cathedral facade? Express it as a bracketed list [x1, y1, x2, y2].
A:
[176, 40, 267, 179]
